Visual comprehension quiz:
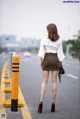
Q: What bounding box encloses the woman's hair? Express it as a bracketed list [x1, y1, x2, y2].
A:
[46, 23, 60, 42]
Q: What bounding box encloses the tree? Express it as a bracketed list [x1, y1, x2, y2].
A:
[66, 38, 80, 58]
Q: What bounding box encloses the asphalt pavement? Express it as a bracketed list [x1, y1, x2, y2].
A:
[0, 53, 80, 119]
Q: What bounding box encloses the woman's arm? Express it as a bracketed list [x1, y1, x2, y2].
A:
[57, 40, 65, 62]
[40, 58, 44, 66]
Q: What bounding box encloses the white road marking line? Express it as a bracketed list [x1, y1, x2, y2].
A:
[67, 74, 78, 79]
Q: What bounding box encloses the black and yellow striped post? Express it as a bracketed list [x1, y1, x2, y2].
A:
[11, 55, 20, 112]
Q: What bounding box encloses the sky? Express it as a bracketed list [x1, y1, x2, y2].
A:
[0, 0, 80, 41]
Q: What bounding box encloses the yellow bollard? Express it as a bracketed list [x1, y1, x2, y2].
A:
[11, 55, 20, 112]
[4, 59, 23, 108]
[4, 79, 10, 84]
[4, 87, 12, 93]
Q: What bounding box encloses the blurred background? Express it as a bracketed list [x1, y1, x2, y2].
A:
[0, 0, 80, 59]
[0, 1, 80, 119]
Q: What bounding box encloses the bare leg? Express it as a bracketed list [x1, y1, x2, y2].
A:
[51, 71, 57, 103]
[40, 71, 49, 102]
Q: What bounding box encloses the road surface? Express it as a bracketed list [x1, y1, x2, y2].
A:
[0, 53, 80, 119]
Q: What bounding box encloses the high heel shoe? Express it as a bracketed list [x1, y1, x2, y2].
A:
[51, 103, 55, 112]
[38, 102, 43, 113]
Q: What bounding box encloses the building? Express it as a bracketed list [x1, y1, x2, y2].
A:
[21, 38, 40, 48]
[0, 35, 41, 53]
[0, 35, 16, 47]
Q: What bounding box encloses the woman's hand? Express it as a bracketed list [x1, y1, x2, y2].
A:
[40, 58, 43, 68]
[59, 62, 63, 69]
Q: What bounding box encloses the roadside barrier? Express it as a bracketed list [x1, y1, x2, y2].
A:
[4, 64, 10, 85]
[11, 55, 20, 111]
[4, 55, 23, 112]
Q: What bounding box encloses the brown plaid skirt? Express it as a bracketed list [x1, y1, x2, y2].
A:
[42, 53, 60, 71]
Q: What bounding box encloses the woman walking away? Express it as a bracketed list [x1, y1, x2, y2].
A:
[38, 23, 65, 113]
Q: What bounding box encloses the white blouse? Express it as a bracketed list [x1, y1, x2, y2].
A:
[38, 36, 65, 62]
